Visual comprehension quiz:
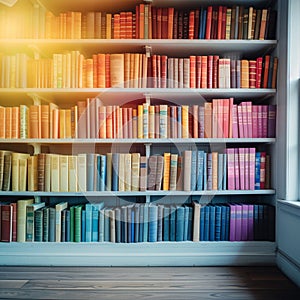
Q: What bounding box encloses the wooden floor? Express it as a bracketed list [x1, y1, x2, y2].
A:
[0, 266, 299, 299]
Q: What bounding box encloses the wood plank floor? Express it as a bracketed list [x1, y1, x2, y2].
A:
[0, 266, 299, 300]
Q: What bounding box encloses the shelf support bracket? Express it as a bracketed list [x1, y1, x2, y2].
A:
[29, 143, 41, 155]
[144, 45, 152, 58]
[27, 93, 42, 105]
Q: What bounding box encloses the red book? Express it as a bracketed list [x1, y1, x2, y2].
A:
[157, 55, 161, 88]
[207, 55, 213, 88]
[105, 54, 111, 88]
[189, 10, 195, 39]
[11, 202, 17, 242]
[161, 8, 168, 39]
[157, 8, 162, 39]
[221, 6, 227, 39]
[205, 6, 213, 39]
[151, 55, 157, 88]
[190, 56, 196, 88]
[213, 55, 219, 88]
[120, 12, 126, 39]
[211, 7, 218, 39]
[217, 6, 223, 39]
[126, 12, 133, 39]
[201, 56, 208, 88]
[256, 57, 262, 89]
[135, 5, 140, 39]
[1, 204, 13, 242]
[262, 55, 270, 88]
[113, 13, 120, 39]
[151, 7, 157, 39]
[196, 56, 202, 88]
[161, 55, 167, 88]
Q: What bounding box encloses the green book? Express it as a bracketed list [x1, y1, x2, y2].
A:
[43, 207, 49, 242]
[70, 206, 75, 242]
[74, 205, 83, 242]
[34, 208, 46, 242]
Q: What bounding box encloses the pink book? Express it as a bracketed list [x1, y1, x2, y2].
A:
[212, 99, 218, 138]
[228, 97, 234, 138]
[244, 148, 249, 190]
[257, 105, 263, 138]
[223, 99, 229, 138]
[241, 204, 249, 241]
[260, 152, 266, 189]
[234, 148, 240, 190]
[249, 148, 256, 190]
[232, 104, 239, 138]
[246, 102, 253, 138]
[238, 148, 245, 190]
[252, 105, 258, 138]
[235, 204, 242, 241]
[242, 102, 248, 138]
[226, 148, 235, 190]
[262, 105, 268, 138]
[217, 100, 224, 138]
[229, 204, 236, 241]
[248, 204, 254, 241]
[237, 104, 244, 138]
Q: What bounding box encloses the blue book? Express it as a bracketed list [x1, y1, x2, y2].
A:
[203, 206, 210, 241]
[183, 206, 189, 241]
[253, 204, 259, 240]
[203, 153, 207, 190]
[255, 153, 261, 190]
[134, 205, 140, 243]
[69, 206, 75, 242]
[65, 210, 71, 242]
[99, 208, 104, 242]
[131, 209, 135, 243]
[87, 153, 95, 191]
[207, 153, 213, 190]
[149, 205, 158, 242]
[220, 206, 227, 241]
[121, 206, 128, 243]
[85, 204, 93, 242]
[170, 206, 176, 242]
[92, 209, 99, 242]
[201, 9, 207, 39]
[225, 206, 230, 241]
[191, 151, 197, 191]
[198, 7, 203, 39]
[139, 204, 144, 243]
[127, 205, 133, 243]
[176, 206, 184, 242]
[112, 153, 119, 191]
[177, 106, 182, 138]
[157, 205, 163, 242]
[99, 154, 106, 191]
[188, 207, 193, 241]
[197, 151, 204, 190]
[96, 155, 101, 192]
[215, 206, 222, 241]
[267, 56, 274, 88]
[143, 204, 149, 242]
[163, 206, 170, 242]
[81, 210, 86, 242]
[209, 206, 216, 241]
[115, 207, 121, 243]
[199, 205, 205, 241]
[104, 209, 110, 242]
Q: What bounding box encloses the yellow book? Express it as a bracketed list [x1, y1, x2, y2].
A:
[27, 155, 38, 192]
[55, 202, 68, 242]
[137, 104, 143, 139]
[149, 105, 155, 138]
[17, 199, 34, 242]
[65, 109, 72, 138]
[59, 109, 66, 138]
[106, 13, 112, 39]
[182, 105, 189, 138]
[131, 153, 140, 191]
[212, 152, 218, 190]
[51, 154, 60, 192]
[68, 155, 78, 192]
[11, 152, 30, 191]
[59, 155, 69, 192]
[163, 152, 171, 191]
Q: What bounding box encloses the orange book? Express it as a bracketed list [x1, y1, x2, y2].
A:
[204, 102, 212, 138]
[106, 14, 112, 39]
[181, 105, 189, 138]
[97, 54, 105, 88]
[98, 106, 106, 138]
[74, 12, 82, 39]
[271, 57, 278, 89]
[120, 12, 126, 39]
[201, 56, 208, 88]
[139, 4, 145, 39]
[168, 8, 174, 39]
[212, 152, 218, 190]
[0, 106, 5, 138]
[5, 107, 12, 139]
[92, 55, 98, 88]
[241, 59, 250, 88]
[259, 9, 268, 40]
[85, 58, 93, 88]
[113, 13, 120, 39]
[52, 108, 59, 139]
[262, 55, 270, 89]
[59, 109, 66, 139]
[110, 54, 124, 88]
[65, 109, 72, 138]
[163, 152, 171, 190]
[71, 105, 78, 139]
[190, 56, 196, 88]
[189, 10, 195, 39]
[105, 54, 111, 88]
[11, 106, 19, 139]
[41, 105, 50, 139]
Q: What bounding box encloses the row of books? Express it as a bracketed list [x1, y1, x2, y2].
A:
[0, 149, 270, 193]
[0, 200, 275, 243]
[0, 52, 277, 89]
[0, 3, 276, 40]
[0, 100, 276, 139]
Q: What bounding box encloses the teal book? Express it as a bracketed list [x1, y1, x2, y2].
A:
[187, 206, 193, 241]
[183, 206, 189, 241]
[121, 205, 128, 243]
[43, 207, 49, 242]
[81, 210, 86, 242]
[176, 206, 184, 242]
[74, 205, 82, 242]
[34, 209, 43, 242]
[99, 208, 105, 242]
[139, 204, 144, 243]
[65, 210, 70, 242]
[26, 202, 45, 242]
[215, 205, 222, 241]
[112, 153, 119, 191]
[170, 205, 176, 242]
[99, 154, 107, 191]
[85, 204, 93, 242]
[92, 208, 99, 242]
[148, 204, 158, 242]
[163, 206, 170, 242]
[143, 204, 149, 242]
[49, 207, 56, 242]
[115, 207, 121, 243]
[157, 205, 163, 242]
[70, 206, 75, 242]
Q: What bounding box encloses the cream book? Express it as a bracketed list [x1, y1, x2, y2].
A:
[11, 152, 30, 191]
[59, 155, 69, 192]
[77, 153, 87, 192]
[50, 154, 60, 192]
[68, 155, 78, 192]
[17, 199, 34, 242]
[55, 202, 68, 242]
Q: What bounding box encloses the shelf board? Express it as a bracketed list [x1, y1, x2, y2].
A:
[0, 241, 276, 266]
[0, 190, 276, 197]
[0, 39, 277, 57]
[0, 138, 276, 144]
[0, 88, 276, 105]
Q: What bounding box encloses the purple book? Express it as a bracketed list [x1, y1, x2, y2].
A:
[257, 106, 263, 138]
[244, 148, 249, 190]
[249, 148, 256, 190]
[234, 148, 240, 190]
[241, 204, 249, 241]
[267, 105, 276, 138]
[252, 105, 258, 138]
[229, 204, 236, 241]
[262, 105, 268, 138]
[248, 204, 254, 241]
[238, 148, 245, 190]
[235, 204, 242, 241]
[226, 149, 235, 190]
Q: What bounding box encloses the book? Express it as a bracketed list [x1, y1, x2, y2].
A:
[17, 199, 34, 242]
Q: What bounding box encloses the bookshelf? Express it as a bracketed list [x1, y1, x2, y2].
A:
[0, 0, 282, 266]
